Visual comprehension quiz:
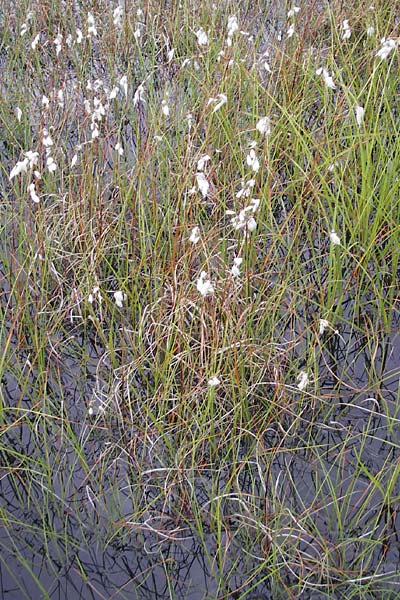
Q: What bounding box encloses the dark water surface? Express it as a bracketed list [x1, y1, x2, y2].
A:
[1, 328, 399, 599]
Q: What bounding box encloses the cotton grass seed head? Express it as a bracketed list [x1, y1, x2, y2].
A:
[227, 16, 239, 37]
[226, 15, 238, 46]
[28, 182, 40, 203]
[329, 230, 341, 246]
[189, 226, 200, 244]
[246, 148, 260, 173]
[256, 116, 271, 137]
[231, 256, 243, 277]
[46, 156, 57, 173]
[88, 286, 101, 304]
[207, 94, 227, 113]
[113, 6, 123, 28]
[196, 28, 208, 46]
[236, 178, 255, 199]
[87, 12, 97, 37]
[31, 33, 40, 50]
[297, 371, 310, 391]
[10, 151, 39, 180]
[42, 129, 53, 148]
[196, 172, 210, 198]
[133, 84, 145, 107]
[287, 6, 300, 17]
[376, 38, 396, 60]
[228, 197, 259, 235]
[196, 271, 214, 297]
[10, 159, 28, 180]
[119, 75, 128, 97]
[319, 319, 330, 336]
[54, 32, 63, 55]
[115, 143, 123, 156]
[342, 20, 351, 40]
[355, 105, 365, 127]
[316, 67, 336, 90]
[114, 290, 126, 308]
[197, 155, 211, 172]
[161, 100, 170, 117]
[25, 151, 39, 168]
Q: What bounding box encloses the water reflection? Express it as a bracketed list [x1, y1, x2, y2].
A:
[1, 324, 399, 598]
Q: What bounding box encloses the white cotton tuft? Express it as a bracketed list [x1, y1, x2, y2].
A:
[196, 271, 214, 297]
[196, 172, 210, 198]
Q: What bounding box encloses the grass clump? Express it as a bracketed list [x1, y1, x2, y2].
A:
[0, 0, 399, 597]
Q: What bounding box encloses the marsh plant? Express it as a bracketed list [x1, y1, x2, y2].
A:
[0, 0, 399, 598]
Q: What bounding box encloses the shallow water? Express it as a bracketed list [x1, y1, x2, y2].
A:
[1, 327, 399, 598]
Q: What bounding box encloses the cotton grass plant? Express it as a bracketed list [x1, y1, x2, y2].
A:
[0, 0, 399, 597]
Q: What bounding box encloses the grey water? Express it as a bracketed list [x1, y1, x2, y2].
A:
[1, 325, 399, 599]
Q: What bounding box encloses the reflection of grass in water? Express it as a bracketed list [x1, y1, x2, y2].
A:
[0, 0, 399, 597]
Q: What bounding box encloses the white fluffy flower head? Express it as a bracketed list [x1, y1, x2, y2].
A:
[376, 38, 396, 61]
[297, 371, 310, 391]
[342, 20, 351, 40]
[114, 290, 127, 308]
[197, 154, 211, 172]
[329, 230, 341, 246]
[355, 105, 365, 127]
[196, 172, 210, 198]
[246, 148, 260, 173]
[196, 28, 208, 46]
[189, 226, 200, 244]
[231, 256, 243, 277]
[207, 93, 227, 113]
[196, 271, 214, 297]
[319, 319, 330, 336]
[316, 67, 336, 90]
[256, 116, 271, 137]
[287, 6, 300, 18]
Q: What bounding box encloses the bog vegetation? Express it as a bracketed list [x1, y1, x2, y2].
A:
[0, 0, 399, 598]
